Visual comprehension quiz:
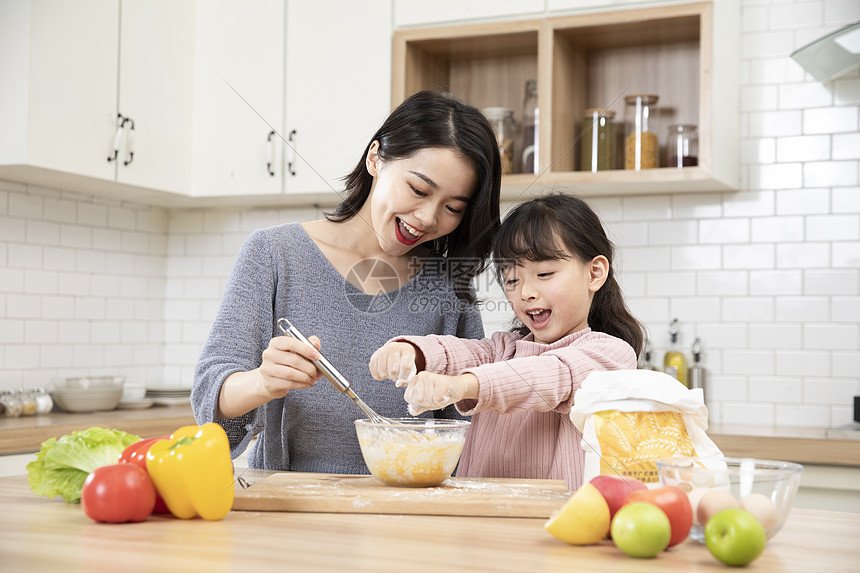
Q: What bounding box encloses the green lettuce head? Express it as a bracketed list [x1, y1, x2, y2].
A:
[27, 427, 141, 503]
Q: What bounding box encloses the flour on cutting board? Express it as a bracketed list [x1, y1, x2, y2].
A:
[232, 471, 571, 518]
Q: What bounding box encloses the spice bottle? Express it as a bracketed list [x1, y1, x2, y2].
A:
[640, 338, 661, 371]
[520, 79, 539, 174]
[667, 124, 698, 167]
[663, 318, 689, 387]
[579, 108, 616, 172]
[481, 107, 516, 175]
[688, 337, 706, 396]
[624, 94, 659, 170]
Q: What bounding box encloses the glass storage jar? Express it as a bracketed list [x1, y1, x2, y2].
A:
[0, 392, 23, 417]
[34, 388, 54, 415]
[481, 107, 516, 175]
[579, 108, 616, 172]
[520, 79, 539, 174]
[17, 388, 37, 416]
[624, 94, 659, 170]
[667, 124, 698, 167]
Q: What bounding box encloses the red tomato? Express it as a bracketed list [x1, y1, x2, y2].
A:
[623, 485, 693, 548]
[119, 436, 170, 513]
[81, 464, 156, 523]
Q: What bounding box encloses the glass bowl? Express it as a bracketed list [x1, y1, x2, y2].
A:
[656, 456, 803, 542]
[355, 418, 470, 487]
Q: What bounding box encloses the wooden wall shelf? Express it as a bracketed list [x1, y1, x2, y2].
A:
[392, 1, 739, 201]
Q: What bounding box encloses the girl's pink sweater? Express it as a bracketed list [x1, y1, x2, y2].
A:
[396, 328, 636, 490]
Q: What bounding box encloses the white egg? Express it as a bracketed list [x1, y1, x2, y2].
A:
[697, 489, 740, 525]
[687, 487, 712, 525]
[741, 493, 779, 533]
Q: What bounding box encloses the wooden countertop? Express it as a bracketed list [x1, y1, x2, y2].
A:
[0, 404, 196, 454]
[0, 471, 857, 572]
[708, 424, 860, 468]
[2, 408, 858, 468]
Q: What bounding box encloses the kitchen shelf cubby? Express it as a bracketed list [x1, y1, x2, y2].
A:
[392, 1, 739, 200]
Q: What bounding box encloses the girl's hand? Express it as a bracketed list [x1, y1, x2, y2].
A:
[369, 342, 419, 385]
[404, 372, 479, 415]
[257, 334, 323, 399]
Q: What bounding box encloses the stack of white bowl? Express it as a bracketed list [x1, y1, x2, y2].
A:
[52, 376, 124, 413]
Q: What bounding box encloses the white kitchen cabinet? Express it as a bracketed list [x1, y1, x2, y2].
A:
[116, 0, 195, 194]
[190, 0, 286, 198]
[0, 0, 118, 182]
[394, 0, 544, 28]
[1, 0, 392, 206]
[190, 0, 394, 202]
[0, 452, 36, 478]
[794, 464, 860, 513]
[282, 0, 393, 198]
[0, 0, 194, 197]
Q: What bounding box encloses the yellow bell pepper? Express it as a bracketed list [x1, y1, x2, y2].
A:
[145, 423, 234, 521]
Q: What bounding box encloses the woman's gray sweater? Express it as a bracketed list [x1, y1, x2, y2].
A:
[191, 223, 484, 474]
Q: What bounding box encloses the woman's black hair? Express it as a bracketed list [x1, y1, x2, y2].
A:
[492, 193, 645, 357]
[326, 90, 502, 303]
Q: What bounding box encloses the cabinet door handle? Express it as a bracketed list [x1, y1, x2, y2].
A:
[107, 114, 125, 162]
[266, 130, 276, 176]
[287, 129, 297, 176]
[123, 118, 135, 166]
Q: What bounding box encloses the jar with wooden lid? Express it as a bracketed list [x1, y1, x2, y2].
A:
[667, 124, 698, 167]
[481, 107, 516, 175]
[624, 94, 659, 170]
[579, 108, 616, 172]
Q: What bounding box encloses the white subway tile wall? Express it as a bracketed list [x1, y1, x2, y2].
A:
[0, 0, 858, 428]
[0, 180, 169, 391]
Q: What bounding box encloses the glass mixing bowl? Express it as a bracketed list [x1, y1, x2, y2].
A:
[355, 418, 470, 487]
[656, 456, 803, 542]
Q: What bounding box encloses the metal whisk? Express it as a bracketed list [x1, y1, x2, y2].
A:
[276, 318, 393, 425]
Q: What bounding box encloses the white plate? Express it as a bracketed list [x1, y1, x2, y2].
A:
[152, 397, 190, 406]
[117, 399, 155, 410]
[146, 386, 191, 394]
[146, 391, 191, 398]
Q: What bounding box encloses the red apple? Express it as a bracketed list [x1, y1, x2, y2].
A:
[590, 475, 648, 520]
[623, 485, 693, 548]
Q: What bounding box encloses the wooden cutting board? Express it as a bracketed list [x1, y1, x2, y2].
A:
[232, 472, 571, 518]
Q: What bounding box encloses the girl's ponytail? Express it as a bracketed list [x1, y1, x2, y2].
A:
[588, 272, 644, 357]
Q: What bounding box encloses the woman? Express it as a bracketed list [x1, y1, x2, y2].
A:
[192, 91, 502, 474]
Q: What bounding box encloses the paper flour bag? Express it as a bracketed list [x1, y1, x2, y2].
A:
[570, 369, 722, 486]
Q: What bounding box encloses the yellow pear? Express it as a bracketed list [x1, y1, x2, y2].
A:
[544, 483, 611, 545]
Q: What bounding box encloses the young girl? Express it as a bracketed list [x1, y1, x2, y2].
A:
[369, 194, 643, 490]
[192, 91, 502, 474]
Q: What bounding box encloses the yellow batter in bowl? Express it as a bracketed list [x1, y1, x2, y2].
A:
[355, 418, 470, 487]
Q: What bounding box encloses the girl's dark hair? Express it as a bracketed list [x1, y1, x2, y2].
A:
[492, 193, 644, 357]
[326, 90, 502, 303]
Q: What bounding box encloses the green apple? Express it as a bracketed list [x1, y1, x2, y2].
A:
[611, 502, 671, 558]
[704, 508, 767, 567]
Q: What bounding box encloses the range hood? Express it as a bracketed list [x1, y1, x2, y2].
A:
[791, 20, 860, 82]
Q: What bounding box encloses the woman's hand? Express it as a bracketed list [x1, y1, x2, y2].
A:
[217, 335, 323, 420]
[369, 342, 419, 385]
[404, 372, 479, 415]
[258, 334, 323, 399]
